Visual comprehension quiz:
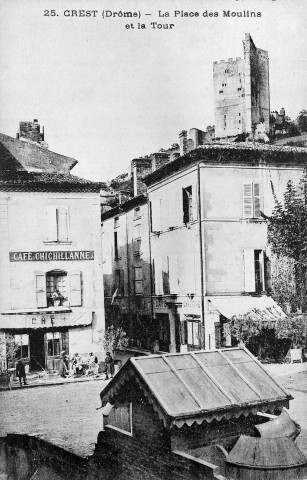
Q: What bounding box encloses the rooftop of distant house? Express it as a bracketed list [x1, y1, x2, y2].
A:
[0, 133, 106, 193]
[143, 142, 307, 187]
[101, 194, 147, 221]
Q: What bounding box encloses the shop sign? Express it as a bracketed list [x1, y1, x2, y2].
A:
[9, 250, 94, 262]
[182, 300, 201, 309]
[24, 313, 70, 328]
[153, 298, 167, 309]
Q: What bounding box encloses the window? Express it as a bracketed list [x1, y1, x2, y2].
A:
[149, 202, 153, 232]
[154, 313, 170, 352]
[114, 231, 119, 260]
[254, 250, 264, 293]
[134, 238, 141, 256]
[134, 207, 141, 220]
[46, 331, 60, 357]
[106, 403, 132, 435]
[182, 185, 198, 223]
[180, 318, 201, 348]
[134, 223, 141, 239]
[14, 334, 29, 359]
[244, 249, 265, 293]
[134, 224, 141, 256]
[46, 270, 67, 306]
[44, 206, 69, 242]
[168, 254, 179, 294]
[243, 183, 261, 218]
[115, 269, 124, 296]
[134, 266, 143, 295]
[153, 258, 163, 295]
[114, 217, 119, 228]
[162, 257, 170, 295]
[35, 270, 82, 308]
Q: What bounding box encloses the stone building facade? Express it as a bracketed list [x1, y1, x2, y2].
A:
[143, 143, 307, 352]
[102, 143, 307, 354]
[0, 131, 105, 371]
[214, 34, 270, 140]
[101, 195, 153, 351]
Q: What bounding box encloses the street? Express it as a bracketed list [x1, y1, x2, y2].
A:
[0, 367, 307, 459]
[0, 381, 105, 458]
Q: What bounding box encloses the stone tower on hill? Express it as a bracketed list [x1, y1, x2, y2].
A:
[213, 33, 270, 140]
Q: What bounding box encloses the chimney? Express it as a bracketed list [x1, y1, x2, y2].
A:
[179, 130, 188, 156]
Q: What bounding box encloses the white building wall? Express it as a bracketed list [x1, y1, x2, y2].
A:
[0, 190, 105, 359]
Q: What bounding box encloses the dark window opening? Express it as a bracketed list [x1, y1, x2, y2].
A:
[114, 231, 119, 260]
[182, 186, 193, 224]
[255, 250, 264, 293]
[14, 334, 29, 360]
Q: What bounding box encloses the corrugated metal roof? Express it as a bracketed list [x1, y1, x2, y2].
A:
[208, 295, 286, 321]
[101, 348, 291, 427]
[227, 435, 307, 468]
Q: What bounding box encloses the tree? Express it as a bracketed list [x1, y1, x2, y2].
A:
[0, 335, 19, 371]
[275, 315, 307, 349]
[96, 326, 129, 359]
[228, 314, 262, 345]
[266, 174, 307, 312]
[297, 110, 307, 133]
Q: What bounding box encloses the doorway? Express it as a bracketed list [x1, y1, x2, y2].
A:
[29, 330, 45, 371]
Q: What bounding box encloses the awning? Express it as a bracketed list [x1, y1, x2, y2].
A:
[208, 295, 286, 321]
[0, 309, 92, 330]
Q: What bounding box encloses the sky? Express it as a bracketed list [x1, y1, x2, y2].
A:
[0, 0, 306, 182]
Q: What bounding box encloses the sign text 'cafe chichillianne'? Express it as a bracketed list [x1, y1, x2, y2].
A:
[9, 250, 95, 262]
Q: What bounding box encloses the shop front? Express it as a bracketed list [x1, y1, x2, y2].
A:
[1, 308, 92, 371]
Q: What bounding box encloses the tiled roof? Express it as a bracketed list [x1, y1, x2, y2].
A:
[0, 133, 77, 174]
[100, 348, 291, 428]
[144, 142, 307, 187]
[0, 173, 106, 193]
[101, 194, 147, 221]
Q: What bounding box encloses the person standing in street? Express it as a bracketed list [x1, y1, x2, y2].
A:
[16, 359, 27, 386]
[103, 352, 114, 380]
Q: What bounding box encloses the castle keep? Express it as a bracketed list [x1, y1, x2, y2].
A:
[214, 33, 270, 140]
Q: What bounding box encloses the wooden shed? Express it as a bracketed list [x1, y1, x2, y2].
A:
[93, 348, 303, 480]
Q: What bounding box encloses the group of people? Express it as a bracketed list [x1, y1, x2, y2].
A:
[59, 351, 115, 380]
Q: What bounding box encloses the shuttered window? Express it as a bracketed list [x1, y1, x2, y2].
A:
[244, 249, 265, 293]
[69, 270, 82, 306]
[169, 254, 179, 294]
[35, 271, 47, 308]
[180, 319, 201, 347]
[243, 183, 261, 218]
[44, 206, 70, 242]
[57, 207, 69, 241]
[134, 267, 143, 295]
[154, 257, 163, 295]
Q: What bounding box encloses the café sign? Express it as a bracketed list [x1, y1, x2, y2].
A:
[9, 250, 94, 262]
